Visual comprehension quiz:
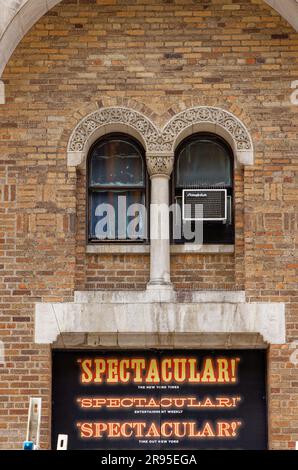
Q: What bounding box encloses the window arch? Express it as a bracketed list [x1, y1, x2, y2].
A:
[88, 133, 148, 242]
[172, 133, 234, 244]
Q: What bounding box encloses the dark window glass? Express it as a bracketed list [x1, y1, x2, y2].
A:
[88, 134, 147, 242]
[90, 139, 144, 187]
[172, 133, 234, 245]
[176, 140, 232, 187]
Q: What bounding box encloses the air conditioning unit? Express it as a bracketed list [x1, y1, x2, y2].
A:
[182, 188, 227, 221]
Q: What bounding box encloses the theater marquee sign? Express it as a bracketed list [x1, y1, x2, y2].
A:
[52, 350, 267, 449]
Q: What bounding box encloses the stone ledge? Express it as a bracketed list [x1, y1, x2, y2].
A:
[0, 81, 5, 104]
[35, 300, 285, 346]
[53, 332, 266, 349]
[171, 244, 234, 254]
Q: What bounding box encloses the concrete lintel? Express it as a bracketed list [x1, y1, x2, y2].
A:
[265, 0, 298, 33]
[35, 299, 285, 346]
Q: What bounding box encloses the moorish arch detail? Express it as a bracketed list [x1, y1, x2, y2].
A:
[67, 106, 254, 168]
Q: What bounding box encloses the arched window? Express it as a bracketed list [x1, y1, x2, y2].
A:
[88, 133, 147, 242]
[172, 133, 234, 244]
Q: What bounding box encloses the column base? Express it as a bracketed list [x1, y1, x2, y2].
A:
[146, 281, 175, 301]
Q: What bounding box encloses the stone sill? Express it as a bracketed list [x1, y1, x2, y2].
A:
[86, 244, 234, 255]
[86, 243, 149, 254]
[171, 244, 234, 254]
[74, 289, 246, 304]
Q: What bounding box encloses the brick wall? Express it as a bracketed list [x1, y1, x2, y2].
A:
[0, 0, 297, 449]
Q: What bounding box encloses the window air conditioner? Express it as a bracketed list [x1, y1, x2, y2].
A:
[182, 188, 227, 221]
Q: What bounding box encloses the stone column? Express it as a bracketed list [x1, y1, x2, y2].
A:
[146, 154, 174, 289]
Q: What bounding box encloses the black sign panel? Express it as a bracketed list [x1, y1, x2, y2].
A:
[183, 189, 227, 220]
[52, 350, 267, 450]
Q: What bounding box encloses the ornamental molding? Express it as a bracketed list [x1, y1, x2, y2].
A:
[146, 155, 174, 177]
[67, 106, 254, 168]
[35, 296, 286, 345]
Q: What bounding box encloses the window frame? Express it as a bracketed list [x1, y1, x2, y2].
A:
[171, 132, 235, 245]
[87, 132, 149, 244]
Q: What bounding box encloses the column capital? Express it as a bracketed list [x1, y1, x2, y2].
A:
[146, 154, 174, 178]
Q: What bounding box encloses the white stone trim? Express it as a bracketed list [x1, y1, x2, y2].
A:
[55, 332, 269, 349]
[35, 297, 285, 346]
[0, 1, 61, 77]
[162, 107, 254, 165]
[67, 106, 254, 168]
[265, 1, 298, 32]
[148, 175, 172, 286]
[0, 80, 4, 104]
[73, 290, 246, 304]
[147, 155, 174, 177]
[86, 244, 234, 255]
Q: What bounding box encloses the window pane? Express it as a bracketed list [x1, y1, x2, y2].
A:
[90, 190, 146, 240]
[90, 139, 144, 187]
[176, 139, 232, 187]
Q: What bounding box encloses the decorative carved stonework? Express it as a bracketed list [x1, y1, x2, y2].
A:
[146, 155, 174, 177]
[67, 106, 254, 167]
[159, 107, 253, 153]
